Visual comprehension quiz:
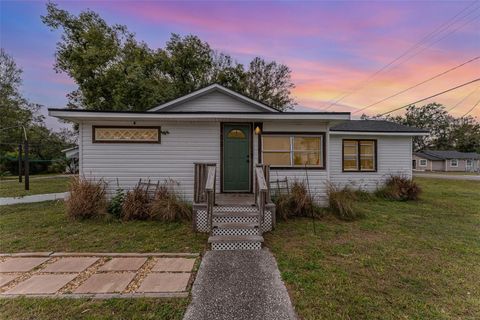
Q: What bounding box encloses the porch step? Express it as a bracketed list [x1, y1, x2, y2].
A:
[212, 221, 260, 237]
[212, 222, 259, 229]
[208, 235, 264, 251]
[213, 211, 259, 218]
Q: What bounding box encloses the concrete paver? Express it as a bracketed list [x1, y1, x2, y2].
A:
[0, 257, 49, 273]
[183, 249, 297, 320]
[98, 258, 147, 271]
[74, 272, 136, 294]
[42, 257, 99, 273]
[151, 258, 195, 272]
[3, 274, 78, 295]
[137, 273, 190, 292]
[0, 274, 18, 287]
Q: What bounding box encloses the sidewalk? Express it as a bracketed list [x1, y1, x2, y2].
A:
[0, 192, 69, 206]
[0, 252, 198, 298]
[183, 249, 297, 320]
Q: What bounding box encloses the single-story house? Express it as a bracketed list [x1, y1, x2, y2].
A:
[413, 150, 480, 172]
[49, 84, 427, 249]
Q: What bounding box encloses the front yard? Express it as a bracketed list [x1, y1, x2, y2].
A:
[266, 177, 480, 319]
[0, 175, 72, 197]
[0, 177, 478, 319]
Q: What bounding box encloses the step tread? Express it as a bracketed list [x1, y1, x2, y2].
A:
[208, 235, 264, 243]
[212, 222, 259, 229]
[213, 211, 259, 217]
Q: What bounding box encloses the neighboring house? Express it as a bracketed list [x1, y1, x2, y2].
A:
[49, 84, 427, 249]
[413, 150, 480, 172]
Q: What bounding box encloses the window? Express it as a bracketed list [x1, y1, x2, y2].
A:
[450, 159, 458, 167]
[262, 134, 324, 168]
[419, 159, 427, 166]
[227, 129, 246, 139]
[466, 159, 473, 167]
[342, 140, 376, 172]
[93, 126, 160, 143]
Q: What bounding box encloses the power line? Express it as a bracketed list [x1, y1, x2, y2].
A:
[461, 98, 480, 117]
[448, 86, 480, 111]
[324, 1, 479, 110]
[376, 78, 480, 116]
[353, 55, 480, 114]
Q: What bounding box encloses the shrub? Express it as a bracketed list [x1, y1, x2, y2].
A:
[377, 175, 421, 201]
[108, 187, 125, 219]
[274, 181, 315, 220]
[148, 186, 191, 221]
[327, 184, 364, 221]
[122, 184, 150, 220]
[66, 177, 106, 219]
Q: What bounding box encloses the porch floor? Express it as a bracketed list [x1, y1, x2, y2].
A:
[215, 193, 255, 206]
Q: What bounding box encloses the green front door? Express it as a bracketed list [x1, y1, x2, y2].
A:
[223, 124, 251, 192]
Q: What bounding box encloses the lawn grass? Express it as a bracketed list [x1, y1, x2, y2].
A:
[0, 201, 208, 253]
[0, 297, 188, 320]
[265, 177, 480, 320]
[0, 176, 72, 197]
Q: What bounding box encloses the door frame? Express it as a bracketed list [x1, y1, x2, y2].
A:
[220, 122, 253, 193]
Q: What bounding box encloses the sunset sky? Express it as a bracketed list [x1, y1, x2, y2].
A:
[1, 0, 479, 129]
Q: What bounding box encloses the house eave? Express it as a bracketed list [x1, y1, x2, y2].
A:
[48, 109, 351, 122]
[330, 131, 428, 136]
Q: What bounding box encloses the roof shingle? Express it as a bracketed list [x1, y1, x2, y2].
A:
[330, 120, 428, 133]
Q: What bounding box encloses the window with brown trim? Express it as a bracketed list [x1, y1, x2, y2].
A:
[342, 140, 376, 172]
[93, 126, 160, 143]
[262, 134, 324, 168]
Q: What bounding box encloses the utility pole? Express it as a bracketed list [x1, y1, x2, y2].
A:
[18, 143, 23, 183]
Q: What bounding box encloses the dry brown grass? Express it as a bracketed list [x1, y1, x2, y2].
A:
[377, 175, 422, 201]
[148, 186, 191, 222]
[327, 183, 364, 221]
[275, 181, 315, 220]
[122, 184, 150, 221]
[65, 176, 107, 220]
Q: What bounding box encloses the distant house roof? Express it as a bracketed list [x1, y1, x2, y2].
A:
[415, 150, 480, 160]
[330, 120, 428, 133]
[62, 146, 79, 159]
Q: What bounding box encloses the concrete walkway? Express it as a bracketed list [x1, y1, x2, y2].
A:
[0, 192, 69, 206]
[414, 173, 480, 181]
[183, 249, 297, 320]
[0, 252, 198, 298]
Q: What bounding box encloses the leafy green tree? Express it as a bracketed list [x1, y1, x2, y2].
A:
[363, 103, 480, 152]
[42, 3, 296, 111]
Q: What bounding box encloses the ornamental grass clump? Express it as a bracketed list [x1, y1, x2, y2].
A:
[377, 175, 421, 201]
[122, 184, 150, 220]
[327, 184, 364, 221]
[148, 186, 191, 221]
[274, 181, 315, 220]
[66, 176, 107, 220]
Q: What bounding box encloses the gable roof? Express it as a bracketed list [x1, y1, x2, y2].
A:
[148, 84, 280, 113]
[330, 120, 428, 133]
[415, 150, 480, 160]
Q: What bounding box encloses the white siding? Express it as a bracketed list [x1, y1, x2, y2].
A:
[161, 91, 266, 112]
[80, 120, 221, 202]
[329, 135, 413, 191]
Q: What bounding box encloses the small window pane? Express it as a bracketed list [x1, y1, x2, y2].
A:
[360, 141, 374, 155]
[263, 152, 291, 166]
[360, 157, 375, 170]
[294, 137, 320, 151]
[227, 129, 246, 139]
[343, 141, 357, 155]
[343, 157, 358, 170]
[294, 151, 321, 166]
[263, 136, 290, 151]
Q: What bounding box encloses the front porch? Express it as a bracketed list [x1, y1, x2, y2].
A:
[192, 163, 276, 250]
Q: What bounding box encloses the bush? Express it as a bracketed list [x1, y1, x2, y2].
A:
[108, 187, 125, 219]
[377, 175, 421, 201]
[66, 177, 106, 219]
[274, 181, 315, 220]
[327, 184, 364, 221]
[148, 186, 191, 221]
[122, 184, 150, 221]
